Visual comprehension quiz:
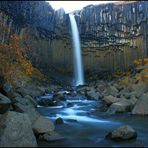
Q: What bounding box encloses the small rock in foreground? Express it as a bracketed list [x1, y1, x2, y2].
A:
[39, 131, 64, 142]
[55, 117, 64, 125]
[105, 125, 137, 141]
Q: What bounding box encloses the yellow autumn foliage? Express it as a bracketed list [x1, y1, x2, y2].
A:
[133, 58, 148, 66]
[0, 20, 45, 86]
[119, 77, 129, 86]
[134, 58, 148, 84]
[114, 70, 131, 78]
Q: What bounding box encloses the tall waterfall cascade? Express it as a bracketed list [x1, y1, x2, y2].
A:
[69, 14, 84, 86]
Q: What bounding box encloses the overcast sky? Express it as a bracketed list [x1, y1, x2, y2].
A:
[48, 1, 117, 13]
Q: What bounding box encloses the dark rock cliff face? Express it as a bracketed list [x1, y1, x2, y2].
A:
[0, 1, 147, 78]
[76, 1, 148, 73]
[0, 1, 71, 77]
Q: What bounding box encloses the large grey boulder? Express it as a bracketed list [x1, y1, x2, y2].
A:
[13, 103, 40, 124]
[16, 86, 41, 98]
[14, 95, 37, 107]
[106, 125, 137, 141]
[128, 95, 138, 107]
[131, 82, 148, 98]
[102, 95, 120, 106]
[27, 108, 40, 125]
[13, 102, 29, 113]
[106, 99, 131, 114]
[119, 87, 132, 98]
[24, 95, 37, 107]
[103, 85, 119, 97]
[85, 87, 100, 100]
[132, 93, 148, 115]
[0, 93, 11, 113]
[13, 96, 30, 106]
[0, 111, 37, 147]
[32, 115, 55, 134]
[12, 94, 40, 124]
[2, 82, 14, 98]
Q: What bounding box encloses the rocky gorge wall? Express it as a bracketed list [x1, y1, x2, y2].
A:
[0, 1, 71, 77]
[0, 1, 147, 78]
[77, 1, 148, 73]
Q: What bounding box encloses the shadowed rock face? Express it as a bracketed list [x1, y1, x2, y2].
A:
[0, 111, 37, 147]
[0, 1, 147, 78]
[0, 93, 11, 113]
[0, 1, 54, 30]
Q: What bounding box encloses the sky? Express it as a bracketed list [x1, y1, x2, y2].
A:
[48, 1, 117, 13]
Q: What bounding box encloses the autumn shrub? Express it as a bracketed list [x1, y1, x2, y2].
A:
[133, 58, 148, 66]
[113, 70, 131, 78]
[0, 20, 44, 86]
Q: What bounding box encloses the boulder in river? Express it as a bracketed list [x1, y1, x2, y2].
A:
[132, 93, 148, 115]
[106, 99, 131, 114]
[105, 125, 137, 141]
[54, 91, 67, 101]
[37, 98, 57, 106]
[0, 111, 37, 147]
[32, 115, 55, 134]
[55, 117, 64, 125]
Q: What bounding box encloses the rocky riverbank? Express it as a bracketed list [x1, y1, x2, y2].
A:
[0, 59, 147, 147]
[38, 60, 148, 115]
[0, 74, 63, 147]
[79, 61, 148, 115]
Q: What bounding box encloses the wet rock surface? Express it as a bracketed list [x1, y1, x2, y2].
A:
[132, 93, 148, 115]
[55, 117, 64, 125]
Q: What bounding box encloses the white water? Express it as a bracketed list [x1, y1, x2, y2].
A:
[69, 14, 84, 86]
[44, 98, 110, 124]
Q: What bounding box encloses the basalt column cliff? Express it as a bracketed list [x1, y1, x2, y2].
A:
[0, 1, 147, 78]
[77, 1, 148, 73]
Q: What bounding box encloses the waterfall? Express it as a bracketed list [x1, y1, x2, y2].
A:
[69, 14, 84, 86]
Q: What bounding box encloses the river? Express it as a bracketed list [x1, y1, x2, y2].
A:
[37, 93, 148, 147]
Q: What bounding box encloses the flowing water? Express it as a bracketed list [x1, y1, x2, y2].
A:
[37, 94, 148, 147]
[69, 14, 84, 86]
